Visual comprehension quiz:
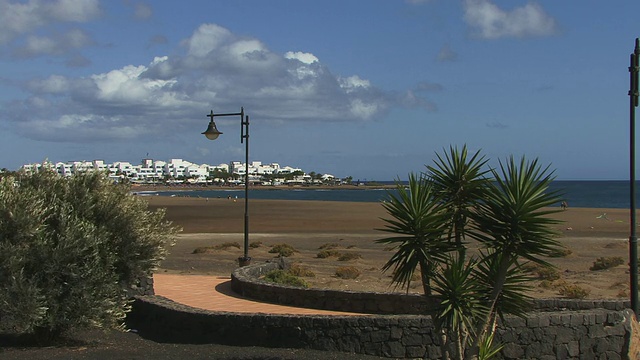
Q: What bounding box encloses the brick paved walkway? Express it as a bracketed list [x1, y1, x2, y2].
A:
[153, 273, 368, 316]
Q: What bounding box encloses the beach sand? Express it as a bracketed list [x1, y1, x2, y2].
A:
[146, 195, 636, 299]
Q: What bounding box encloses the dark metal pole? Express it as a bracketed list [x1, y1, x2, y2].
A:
[241, 112, 250, 263]
[203, 107, 251, 266]
[629, 38, 639, 317]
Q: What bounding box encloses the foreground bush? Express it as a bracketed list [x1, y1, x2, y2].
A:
[0, 171, 179, 339]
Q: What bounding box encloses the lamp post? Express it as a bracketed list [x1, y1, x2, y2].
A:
[202, 107, 251, 266]
[629, 38, 639, 317]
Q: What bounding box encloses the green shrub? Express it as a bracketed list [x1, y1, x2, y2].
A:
[335, 266, 361, 279]
[589, 256, 624, 271]
[262, 269, 309, 288]
[269, 243, 296, 257]
[338, 252, 362, 261]
[0, 171, 179, 339]
[558, 284, 590, 299]
[317, 250, 341, 258]
[249, 241, 263, 248]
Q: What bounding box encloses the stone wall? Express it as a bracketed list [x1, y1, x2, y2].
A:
[127, 295, 637, 359]
[128, 261, 639, 358]
[123, 274, 154, 297]
[230, 261, 630, 315]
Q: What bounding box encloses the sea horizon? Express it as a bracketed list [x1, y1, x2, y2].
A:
[138, 180, 640, 210]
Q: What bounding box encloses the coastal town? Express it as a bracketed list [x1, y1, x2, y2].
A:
[17, 158, 350, 187]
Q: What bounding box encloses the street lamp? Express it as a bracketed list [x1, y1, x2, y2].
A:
[629, 39, 639, 317]
[203, 107, 251, 266]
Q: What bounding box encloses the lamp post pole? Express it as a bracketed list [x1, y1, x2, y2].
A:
[203, 107, 251, 266]
[629, 38, 639, 317]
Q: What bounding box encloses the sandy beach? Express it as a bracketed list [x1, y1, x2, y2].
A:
[146, 195, 637, 299]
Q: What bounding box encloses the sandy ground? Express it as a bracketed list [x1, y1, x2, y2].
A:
[146, 195, 638, 299]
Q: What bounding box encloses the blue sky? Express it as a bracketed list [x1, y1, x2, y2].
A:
[0, 0, 639, 180]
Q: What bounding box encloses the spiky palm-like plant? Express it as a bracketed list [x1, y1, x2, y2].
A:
[431, 256, 486, 359]
[378, 149, 562, 359]
[377, 173, 454, 295]
[427, 145, 489, 253]
[467, 156, 562, 358]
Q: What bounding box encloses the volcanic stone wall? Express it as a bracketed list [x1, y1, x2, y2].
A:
[128, 296, 636, 359]
[127, 261, 638, 358]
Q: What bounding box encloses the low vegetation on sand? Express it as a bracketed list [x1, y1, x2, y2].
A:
[262, 269, 309, 288]
[589, 256, 625, 271]
[268, 243, 297, 257]
[335, 266, 361, 279]
[192, 242, 240, 253]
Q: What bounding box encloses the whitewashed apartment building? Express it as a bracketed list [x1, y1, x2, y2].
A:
[18, 159, 326, 185]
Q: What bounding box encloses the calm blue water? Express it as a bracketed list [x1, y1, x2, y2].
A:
[147, 181, 640, 209]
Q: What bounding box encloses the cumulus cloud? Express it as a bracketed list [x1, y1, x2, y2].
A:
[4, 23, 439, 142]
[463, 0, 558, 39]
[0, 0, 101, 44]
[12, 28, 93, 57]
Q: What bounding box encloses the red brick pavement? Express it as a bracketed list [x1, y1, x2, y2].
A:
[153, 273, 369, 316]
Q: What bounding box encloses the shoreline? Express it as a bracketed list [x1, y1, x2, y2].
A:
[131, 184, 397, 192]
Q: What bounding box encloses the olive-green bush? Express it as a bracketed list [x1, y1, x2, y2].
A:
[0, 171, 179, 339]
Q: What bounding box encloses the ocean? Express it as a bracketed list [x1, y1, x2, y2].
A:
[146, 180, 640, 209]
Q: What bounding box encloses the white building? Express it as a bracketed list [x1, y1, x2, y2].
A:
[18, 158, 338, 186]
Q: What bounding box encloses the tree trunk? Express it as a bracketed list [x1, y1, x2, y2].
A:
[419, 260, 432, 296]
[465, 254, 512, 360]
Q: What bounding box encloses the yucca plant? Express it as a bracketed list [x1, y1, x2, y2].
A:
[376, 173, 454, 295]
[431, 255, 487, 359]
[427, 145, 489, 255]
[467, 156, 562, 357]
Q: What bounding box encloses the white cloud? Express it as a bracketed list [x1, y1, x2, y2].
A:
[285, 51, 319, 64]
[339, 76, 371, 93]
[3, 23, 432, 143]
[184, 23, 232, 58]
[0, 0, 101, 44]
[463, 0, 558, 39]
[14, 28, 92, 57]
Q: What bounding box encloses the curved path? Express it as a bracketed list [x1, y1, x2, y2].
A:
[153, 273, 369, 316]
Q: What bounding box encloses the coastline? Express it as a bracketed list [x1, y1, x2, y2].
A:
[132, 183, 397, 192]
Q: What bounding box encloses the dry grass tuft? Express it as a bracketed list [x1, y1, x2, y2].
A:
[338, 252, 362, 261]
[269, 243, 297, 257]
[192, 242, 240, 253]
[335, 266, 361, 279]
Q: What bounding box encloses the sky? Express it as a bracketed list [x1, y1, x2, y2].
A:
[1, 0, 639, 180]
